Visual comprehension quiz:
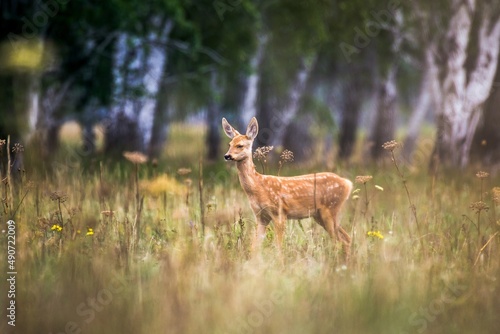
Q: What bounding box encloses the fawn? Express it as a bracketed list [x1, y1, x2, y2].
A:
[222, 117, 353, 259]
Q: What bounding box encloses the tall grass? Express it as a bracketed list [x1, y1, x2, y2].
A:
[1, 123, 499, 334]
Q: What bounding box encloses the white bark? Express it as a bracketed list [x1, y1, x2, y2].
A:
[111, 19, 173, 149]
[271, 56, 316, 148]
[435, 1, 500, 167]
[241, 35, 267, 125]
[402, 47, 439, 160]
[140, 20, 173, 146]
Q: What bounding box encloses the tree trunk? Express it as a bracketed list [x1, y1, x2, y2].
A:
[105, 33, 143, 155]
[147, 93, 170, 160]
[0, 74, 32, 142]
[273, 59, 315, 149]
[283, 116, 313, 162]
[255, 58, 279, 148]
[433, 1, 500, 168]
[79, 120, 97, 172]
[241, 35, 267, 126]
[368, 65, 398, 160]
[367, 7, 404, 162]
[470, 65, 500, 168]
[34, 77, 74, 160]
[256, 56, 316, 149]
[402, 48, 438, 162]
[206, 71, 222, 161]
[108, 19, 173, 157]
[147, 61, 172, 160]
[337, 76, 363, 161]
[104, 111, 143, 157]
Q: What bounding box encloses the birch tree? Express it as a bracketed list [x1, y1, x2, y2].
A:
[432, 0, 500, 168]
[254, 0, 328, 151]
[470, 64, 500, 167]
[367, 9, 404, 161]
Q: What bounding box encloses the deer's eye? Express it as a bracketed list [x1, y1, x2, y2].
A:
[236, 144, 244, 149]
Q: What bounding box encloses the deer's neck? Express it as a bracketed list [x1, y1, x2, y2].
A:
[236, 157, 262, 194]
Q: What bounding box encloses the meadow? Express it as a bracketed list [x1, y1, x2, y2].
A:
[1, 122, 499, 334]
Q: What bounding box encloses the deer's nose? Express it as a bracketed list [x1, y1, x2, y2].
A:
[224, 154, 233, 161]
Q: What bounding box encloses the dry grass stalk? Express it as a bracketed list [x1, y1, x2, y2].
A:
[199, 157, 205, 237]
[123, 151, 147, 250]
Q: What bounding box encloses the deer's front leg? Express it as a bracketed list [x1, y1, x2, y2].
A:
[252, 223, 267, 251]
[252, 210, 268, 252]
[274, 215, 286, 250]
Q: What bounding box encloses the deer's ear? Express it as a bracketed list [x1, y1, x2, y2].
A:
[246, 117, 258, 140]
[222, 118, 239, 138]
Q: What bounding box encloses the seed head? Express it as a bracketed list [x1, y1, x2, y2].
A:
[469, 201, 489, 213]
[280, 149, 294, 164]
[101, 210, 115, 217]
[355, 175, 373, 184]
[123, 151, 148, 164]
[475, 171, 489, 179]
[177, 168, 192, 176]
[12, 143, 24, 153]
[253, 146, 274, 162]
[382, 140, 399, 152]
[50, 191, 68, 203]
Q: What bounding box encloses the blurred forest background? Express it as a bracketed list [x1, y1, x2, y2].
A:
[1, 0, 500, 169]
[2, 2, 500, 334]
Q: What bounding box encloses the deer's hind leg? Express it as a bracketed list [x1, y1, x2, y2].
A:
[316, 208, 351, 261]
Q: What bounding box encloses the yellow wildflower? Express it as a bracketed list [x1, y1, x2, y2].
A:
[50, 224, 63, 232]
[367, 230, 384, 239]
[86, 228, 94, 236]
